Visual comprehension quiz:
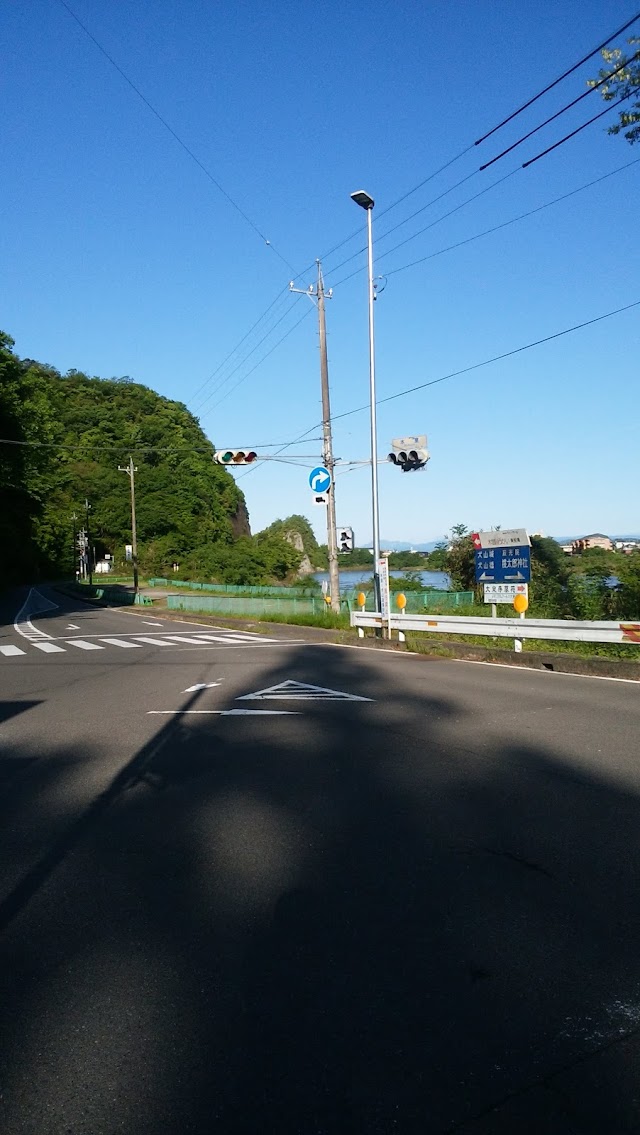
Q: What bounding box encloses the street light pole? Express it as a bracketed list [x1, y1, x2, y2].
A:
[351, 189, 381, 611]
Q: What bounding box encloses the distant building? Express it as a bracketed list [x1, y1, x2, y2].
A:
[571, 533, 613, 553]
[614, 539, 640, 554]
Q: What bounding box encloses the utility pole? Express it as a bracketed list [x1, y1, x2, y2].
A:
[290, 261, 340, 612]
[71, 512, 78, 579]
[118, 456, 139, 594]
[84, 499, 93, 586]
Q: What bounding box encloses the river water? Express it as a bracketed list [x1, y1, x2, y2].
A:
[311, 568, 450, 592]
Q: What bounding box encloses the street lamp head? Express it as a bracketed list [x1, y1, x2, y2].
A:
[351, 189, 374, 210]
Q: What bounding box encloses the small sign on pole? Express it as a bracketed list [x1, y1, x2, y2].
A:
[483, 583, 528, 604]
[377, 557, 391, 636]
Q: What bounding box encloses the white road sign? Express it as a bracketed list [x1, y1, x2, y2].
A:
[472, 529, 530, 549]
[484, 583, 529, 604]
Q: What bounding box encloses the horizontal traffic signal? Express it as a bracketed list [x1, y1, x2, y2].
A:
[388, 434, 429, 472]
[213, 450, 258, 465]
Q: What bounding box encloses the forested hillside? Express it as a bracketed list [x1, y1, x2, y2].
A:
[0, 332, 297, 585]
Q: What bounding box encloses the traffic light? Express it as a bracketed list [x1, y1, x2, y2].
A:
[388, 434, 429, 472]
[213, 450, 258, 465]
[338, 526, 354, 553]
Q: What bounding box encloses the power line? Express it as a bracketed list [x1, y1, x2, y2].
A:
[384, 156, 640, 277]
[192, 295, 305, 415]
[327, 298, 640, 424]
[480, 51, 640, 171]
[187, 285, 291, 406]
[55, 0, 297, 273]
[523, 90, 636, 168]
[0, 436, 323, 453]
[474, 10, 640, 145]
[199, 304, 315, 416]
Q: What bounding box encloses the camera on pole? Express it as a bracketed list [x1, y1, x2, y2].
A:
[388, 435, 429, 472]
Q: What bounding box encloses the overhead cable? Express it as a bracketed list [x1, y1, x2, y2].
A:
[55, 0, 297, 272]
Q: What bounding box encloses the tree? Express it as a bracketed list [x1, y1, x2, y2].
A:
[588, 37, 640, 144]
[444, 524, 476, 592]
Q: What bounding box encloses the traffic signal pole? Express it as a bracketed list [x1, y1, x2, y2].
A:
[316, 262, 341, 613]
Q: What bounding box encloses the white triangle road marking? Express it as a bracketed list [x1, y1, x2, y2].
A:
[147, 709, 299, 716]
[236, 679, 373, 702]
[67, 624, 80, 630]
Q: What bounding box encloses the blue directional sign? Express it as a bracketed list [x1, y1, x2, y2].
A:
[475, 544, 531, 583]
[309, 466, 331, 493]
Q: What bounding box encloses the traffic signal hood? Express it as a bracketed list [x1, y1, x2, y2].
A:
[213, 450, 258, 465]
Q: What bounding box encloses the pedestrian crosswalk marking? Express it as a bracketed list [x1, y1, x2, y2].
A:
[0, 629, 291, 658]
[99, 637, 142, 648]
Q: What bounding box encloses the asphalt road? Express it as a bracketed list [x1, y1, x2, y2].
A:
[1, 584, 639, 1134]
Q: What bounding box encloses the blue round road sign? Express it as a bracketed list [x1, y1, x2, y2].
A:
[309, 466, 331, 493]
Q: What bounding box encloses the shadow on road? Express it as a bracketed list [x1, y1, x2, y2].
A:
[0, 645, 638, 1133]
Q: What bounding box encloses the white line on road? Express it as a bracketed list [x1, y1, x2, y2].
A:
[0, 645, 26, 656]
[183, 682, 223, 692]
[99, 638, 142, 648]
[13, 587, 57, 640]
[67, 639, 103, 651]
[32, 642, 66, 653]
[132, 636, 173, 646]
[147, 710, 300, 716]
[66, 624, 80, 630]
[142, 621, 164, 626]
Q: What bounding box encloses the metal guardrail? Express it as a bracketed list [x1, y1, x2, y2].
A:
[351, 611, 640, 645]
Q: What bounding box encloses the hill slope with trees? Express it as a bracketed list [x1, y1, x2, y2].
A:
[0, 332, 302, 587]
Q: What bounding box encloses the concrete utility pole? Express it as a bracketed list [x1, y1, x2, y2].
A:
[71, 512, 78, 578]
[290, 262, 340, 612]
[316, 262, 341, 613]
[118, 456, 139, 594]
[84, 499, 93, 586]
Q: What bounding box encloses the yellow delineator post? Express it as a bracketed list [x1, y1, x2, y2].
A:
[356, 591, 366, 637]
[396, 592, 407, 642]
[513, 590, 528, 651]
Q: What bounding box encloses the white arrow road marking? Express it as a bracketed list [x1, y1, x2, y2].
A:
[66, 624, 80, 630]
[237, 679, 373, 702]
[147, 710, 300, 716]
[183, 682, 223, 692]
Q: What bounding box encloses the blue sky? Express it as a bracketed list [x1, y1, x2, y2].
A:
[3, 0, 638, 544]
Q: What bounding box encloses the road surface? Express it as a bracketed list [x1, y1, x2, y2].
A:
[0, 584, 639, 1133]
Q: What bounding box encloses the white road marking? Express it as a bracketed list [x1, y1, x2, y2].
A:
[99, 638, 142, 648]
[183, 682, 223, 692]
[13, 587, 57, 640]
[193, 632, 278, 643]
[0, 645, 26, 657]
[32, 642, 65, 653]
[66, 624, 80, 630]
[132, 636, 173, 646]
[163, 635, 222, 645]
[142, 621, 164, 626]
[237, 679, 373, 702]
[67, 639, 103, 651]
[147, 710, 300, 716]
